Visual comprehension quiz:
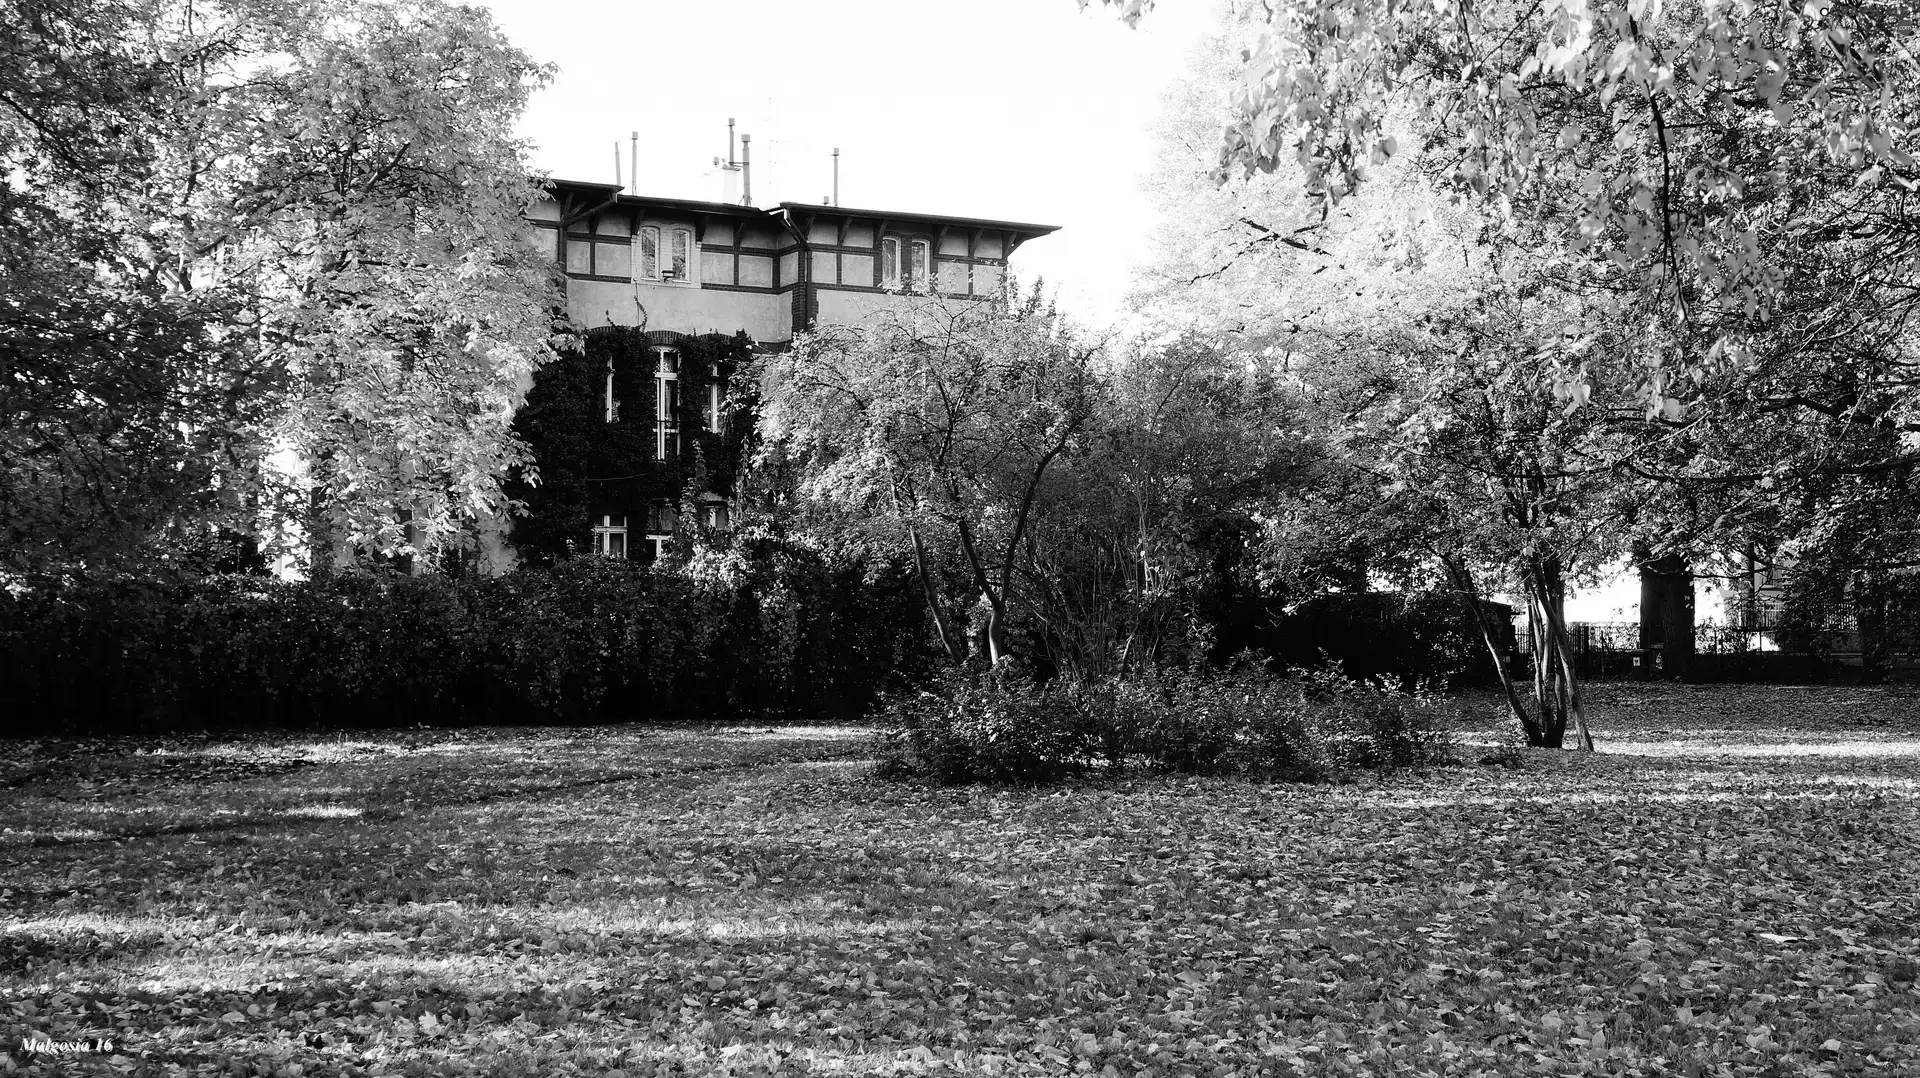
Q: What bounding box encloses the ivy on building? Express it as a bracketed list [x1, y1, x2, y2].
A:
[508, 326, 756, 565]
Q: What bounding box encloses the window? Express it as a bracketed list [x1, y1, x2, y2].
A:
[705, 365, 724, 432]
[591, 514, 628, 559]
[910, 240, 930, 289]
[635, 225, 694, 282]
[654, 348, 680, 461]
[669, 228, 691, 280]
[698, 498, 729, 531]
[644, 500, 676, 561]
[638, 227, 658, 280]
[603, 364, 618, 423]
[882, 236, 931, 290]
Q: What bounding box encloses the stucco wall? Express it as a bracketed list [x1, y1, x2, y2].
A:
[815, 288, 920, 328]
[739, 255, 774, 288]
[565, 279, 783, 341]
[842, 253, 874, 287]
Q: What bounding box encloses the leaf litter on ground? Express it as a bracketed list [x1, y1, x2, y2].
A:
[2, 685, 1918, 1076]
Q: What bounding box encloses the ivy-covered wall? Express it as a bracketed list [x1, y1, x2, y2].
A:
[508, 326, 756, 565]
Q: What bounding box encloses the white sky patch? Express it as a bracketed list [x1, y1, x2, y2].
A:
[478, 0, 1217, 325]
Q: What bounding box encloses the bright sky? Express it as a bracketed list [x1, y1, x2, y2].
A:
[476, 0, 1218, 326]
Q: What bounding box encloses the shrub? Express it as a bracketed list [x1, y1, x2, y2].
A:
[1250, 667, 1456, 775]
[875, 664, 1455, 785]
[876, 670, 1087, 785]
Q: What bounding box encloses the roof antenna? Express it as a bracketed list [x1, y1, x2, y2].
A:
[832, 147, 840, 207]
[713, 119, 742, 204]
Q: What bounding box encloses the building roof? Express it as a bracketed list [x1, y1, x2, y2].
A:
[771, 201, 1060, 238]
[542, 178, 1058, 237]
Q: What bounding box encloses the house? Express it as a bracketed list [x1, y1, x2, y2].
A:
[500, 179, 1059, 567]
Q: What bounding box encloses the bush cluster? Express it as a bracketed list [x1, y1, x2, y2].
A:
[1, 535, 932, 735]
[876, 665, 1455, 784]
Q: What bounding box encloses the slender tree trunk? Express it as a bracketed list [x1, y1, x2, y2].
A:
[1532, 560, 1596, 751]
[1526, 592, 1563, 747]
[1441, 554, 1539, 743]
[955, 518, 1010, 665]
[907, 523, 960, 663]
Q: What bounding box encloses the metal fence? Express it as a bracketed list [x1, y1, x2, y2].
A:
[1516, 619, 1861, 665]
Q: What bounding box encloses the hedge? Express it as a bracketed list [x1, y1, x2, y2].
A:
[0, 536, 933, 735]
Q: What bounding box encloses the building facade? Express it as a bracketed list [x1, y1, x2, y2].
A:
[503, 179, 1058, 566]
[530, 178, 1057, 342]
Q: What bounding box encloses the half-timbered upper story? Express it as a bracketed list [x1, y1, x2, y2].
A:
[528, 179, 1059, 344]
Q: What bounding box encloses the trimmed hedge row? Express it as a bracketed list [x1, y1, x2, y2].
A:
[1, 537, 932, 735]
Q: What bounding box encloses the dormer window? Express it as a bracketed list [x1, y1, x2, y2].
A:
[636, 225, 694, 282]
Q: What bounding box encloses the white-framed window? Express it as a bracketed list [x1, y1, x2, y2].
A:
[882, 235, 931, 290]
[654, 348, 680, 461]
[705, 364, 724, 432]
[637, 226, 658, 280]
[698, 497, 729, 531]
[591, 514, 628, 559]
[910, 239, 930, 289]
[635, 225, 694, 282]
[669, 228, 691, 280]
[645, 499, 676, 561]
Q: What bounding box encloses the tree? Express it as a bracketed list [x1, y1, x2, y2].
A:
[1131, 14, 1639, 745]
[0, 0, 561, 574]
[755, 291, 1102, 667]
[1095, 0, 1916, 364]
[1100, 0, 1920, 540]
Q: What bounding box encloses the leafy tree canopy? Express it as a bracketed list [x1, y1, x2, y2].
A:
[0, 0, 562, 574]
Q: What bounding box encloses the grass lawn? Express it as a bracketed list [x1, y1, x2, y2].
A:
[4, 683, 1920, 1077]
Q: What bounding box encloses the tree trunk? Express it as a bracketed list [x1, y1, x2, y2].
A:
[907, 523, 960, 663]
[1531, 560, 1595, 751]
[1525, 592, 1564, 748]
[1441, 554, 1539, 744]
[1637, 546, 1695, 681]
